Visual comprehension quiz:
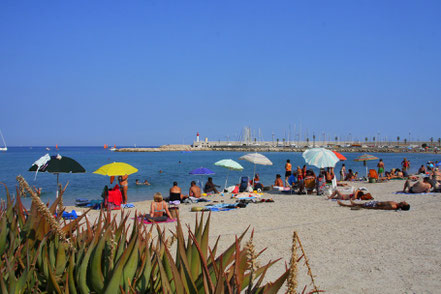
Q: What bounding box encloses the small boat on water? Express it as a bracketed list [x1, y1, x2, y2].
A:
[0, 129, 7, 151]
[110, 144, 117, 151]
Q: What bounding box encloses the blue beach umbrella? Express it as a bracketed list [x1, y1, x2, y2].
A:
[189, 167, 215, 190]
[189, 167, 215, 175]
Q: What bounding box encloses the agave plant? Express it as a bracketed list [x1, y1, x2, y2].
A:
[0, 176, 321, 293]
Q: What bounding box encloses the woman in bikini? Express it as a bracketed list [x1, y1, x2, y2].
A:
[118, 174, 129, 204]
[146, 192, 174, 222]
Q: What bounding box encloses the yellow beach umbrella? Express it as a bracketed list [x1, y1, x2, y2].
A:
[93, 162, 138, 176]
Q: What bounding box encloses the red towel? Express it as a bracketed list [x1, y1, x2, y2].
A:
[107, 185, 122, 206]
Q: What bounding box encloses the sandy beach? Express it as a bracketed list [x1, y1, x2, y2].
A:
[66, 180, 441, 293]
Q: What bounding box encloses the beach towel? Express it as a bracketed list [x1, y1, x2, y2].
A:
[395, 191, 434, 195]
[121, 203, 135, 208]
[107, 186, 122, 206]
[142, 218, 176, 224]
[57, 210, 78, 220]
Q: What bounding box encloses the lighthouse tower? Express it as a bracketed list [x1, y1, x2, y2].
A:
[196, 132, 200, 142]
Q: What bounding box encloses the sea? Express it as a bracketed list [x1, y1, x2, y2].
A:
[1, 147, 440, 207]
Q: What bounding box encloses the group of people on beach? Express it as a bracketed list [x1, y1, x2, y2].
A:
[121, 156, 441, 222]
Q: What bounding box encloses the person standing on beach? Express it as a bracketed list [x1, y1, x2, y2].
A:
[340, 164, 346, 181]
[118, 174, 129, 204]
[377, 159, 385, 178]
[402, 158, 410, 172]
[285, 159, 292, 184]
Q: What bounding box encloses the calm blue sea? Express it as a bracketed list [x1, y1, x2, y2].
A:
[1, 147, 440, 207]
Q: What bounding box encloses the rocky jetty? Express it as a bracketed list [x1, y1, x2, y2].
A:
[117, 144, 439, 154]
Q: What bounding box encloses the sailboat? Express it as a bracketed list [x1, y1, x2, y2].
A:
[0, 129, 7, 151]
[109, 144, 117, 151]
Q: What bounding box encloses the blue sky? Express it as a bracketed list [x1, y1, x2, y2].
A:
[1, 0, 440, 146]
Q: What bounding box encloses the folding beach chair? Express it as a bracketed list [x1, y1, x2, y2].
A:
[239, 176, 250, 192]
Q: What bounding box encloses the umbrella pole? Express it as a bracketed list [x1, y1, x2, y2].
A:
[252, 164, 256, 188]
[56, 174, 59, 198]
[224, 170, 230, 192]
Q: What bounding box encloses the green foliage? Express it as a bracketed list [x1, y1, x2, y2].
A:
[0, 180, 291, 293]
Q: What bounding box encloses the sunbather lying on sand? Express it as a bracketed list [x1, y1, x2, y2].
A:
[328, 188, 373, 200]
[403, 177, 432, 193]
[338, 200, 410, 210]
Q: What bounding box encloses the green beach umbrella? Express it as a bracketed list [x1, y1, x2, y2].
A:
[215, 159, 244, 190]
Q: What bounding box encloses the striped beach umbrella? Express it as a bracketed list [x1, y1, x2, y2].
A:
[354, 154, 379, 165]
[354, 153, 379, 177]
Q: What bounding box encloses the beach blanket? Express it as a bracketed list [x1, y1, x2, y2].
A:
[56, 210, 79, 220]
[203, 203, 240, 211]
[395, 191, 434, 195]
[232, 192, 262, 199]
[143, 218, 176, 224]
[121, 203, 135, 208]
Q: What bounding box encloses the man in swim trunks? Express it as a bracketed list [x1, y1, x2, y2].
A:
[189, 181, 201, 198]
[285, 159, 292, 184]
[403, 177, 432, 193]
[118, 174, 129, 204]
[377, 159, 385, 178]
[337, 200, 410, 210]
[204, 177, 220, 194]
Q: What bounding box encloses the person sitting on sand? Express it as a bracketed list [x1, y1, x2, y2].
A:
[403, 177, 432, 193]
[345, 169, 356, 181]
[189, 181, 201, 198]
[204, 177, 220, 194]
[337, 200, 410, 211]
[252, 174, 264, 191]
[418, 165, 427, 174]
[431, 168, 441, 183]
[273, 174, 284, 188]
[328, 188, 373, 200]
[169, 181, 184, 201]
[146, 192, 174, 222]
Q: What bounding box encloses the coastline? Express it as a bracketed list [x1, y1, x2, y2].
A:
[65, 179, 441, 293]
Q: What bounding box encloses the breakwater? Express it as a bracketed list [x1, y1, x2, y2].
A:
[116, 144, 439, 154]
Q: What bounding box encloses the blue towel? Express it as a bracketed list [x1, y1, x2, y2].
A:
[121, 203, 135, 208]
[395, 191, 434, 195]
[61, 210, 78, 220]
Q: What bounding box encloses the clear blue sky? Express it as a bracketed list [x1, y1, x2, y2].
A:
[1, 0, 440, 146]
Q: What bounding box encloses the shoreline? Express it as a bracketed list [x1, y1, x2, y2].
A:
[65, 180, 441, 293]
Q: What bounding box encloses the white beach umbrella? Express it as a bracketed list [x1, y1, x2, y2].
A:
[239, 153, 273, 186]
[302, 148, 339, 168]
[214, 159, 244, 190]
[239, 153, 273, 166]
